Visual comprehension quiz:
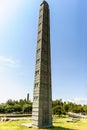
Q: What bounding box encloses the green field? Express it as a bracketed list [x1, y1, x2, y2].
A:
[0, 117, 87, 130]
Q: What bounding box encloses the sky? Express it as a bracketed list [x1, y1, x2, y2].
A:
[0, 0, 87, 105]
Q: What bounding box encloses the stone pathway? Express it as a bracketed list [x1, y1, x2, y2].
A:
[0, 117, 31, 121]
[20, 123, 32, 128]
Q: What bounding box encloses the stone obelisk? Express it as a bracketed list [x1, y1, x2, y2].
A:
[32, 1, 52, 128]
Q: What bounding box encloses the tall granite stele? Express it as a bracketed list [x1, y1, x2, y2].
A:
[32, 1, 52, 128]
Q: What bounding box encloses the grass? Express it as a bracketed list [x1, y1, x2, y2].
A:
[0, 117, 87, 130]
[0, 113, 32, 117]
[0, 120, 29, 130]
[53, 117, 87, 130]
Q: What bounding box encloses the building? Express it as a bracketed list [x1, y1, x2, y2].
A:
[32, 1, 52, 128]
[27, 93, 29, 102]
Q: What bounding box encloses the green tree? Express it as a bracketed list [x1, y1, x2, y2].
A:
[5, 105, 14, 113]
[13, 104, 22, 112]
[0, 104, 6, 113]
[22, 104, 32, 113]
[53, 105, 62, 116]
[6, 99, 15, 106]
[83, 105, 87, 114]
[63, 103, 69, 112]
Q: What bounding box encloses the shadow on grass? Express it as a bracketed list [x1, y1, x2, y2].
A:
[47, 126, 75, 130]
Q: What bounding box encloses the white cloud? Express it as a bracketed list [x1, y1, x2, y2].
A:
[63, 98, 87, 105]
[0, 56, 15, 64]
[0, 56, 20, 69]
[0, 56, 24, 103]
[74, 98, 87, 105]
[0, 0, 22, 30]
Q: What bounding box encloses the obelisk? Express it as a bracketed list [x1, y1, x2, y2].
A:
[32, 1, 52, 128]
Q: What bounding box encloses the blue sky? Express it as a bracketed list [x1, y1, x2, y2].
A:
[0, 0, 87, 105]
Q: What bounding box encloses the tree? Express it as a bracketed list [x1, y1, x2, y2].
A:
[13, 104, 22, 112]
[53, 105, 63, 116]
[19, 99, 25, 107]
[63, 103, 69, 112]
[22, 104, 32, 113]
[6, 99, 15, 106]
[5, 105, 14, 113]
[0, 104, 6, 113]
[83, 105, 87, 114]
